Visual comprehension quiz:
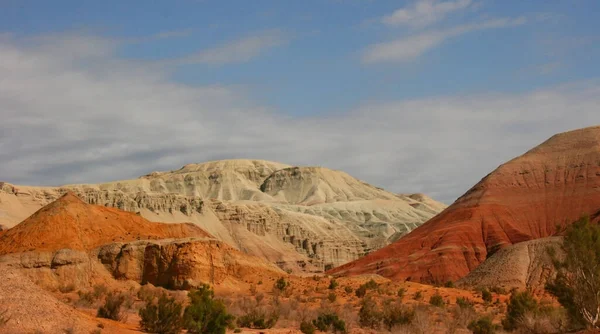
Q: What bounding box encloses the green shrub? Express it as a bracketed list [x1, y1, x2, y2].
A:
[468, 316, 496, 334]
[300, 320, 316, 334]
[328, 279, 338, 290]
[429, 293, 445, 307]
[97, 292, 125, 321]
[355, 279, 378, 298]
[355, 285, 367, 298]
[312, 313, 347, 333]
[233, 329, 242, 333]
[413, 291, 423, 301]
[183, 284, 234, 334]
[397, 288, 405, 299]
[327, 292, 337, 303]
[456, 297, 474, 310]
[365, 279, 378, 289]
[481, 288, 493, 303]
[502, 290, 538, 331]
[344, 286, 353, 294]
[139, 293, 183, 334]
[444, 281, 455, 288]
[358, 297, 382, 329]
[275, 277, 288, 291]
[546, 216, 600, 329]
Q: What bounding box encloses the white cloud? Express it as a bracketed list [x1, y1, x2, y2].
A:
[171, 29, 288, 65]
[382, 0, 473, 28]
[0, 33, 599, 204]
[363, 17, 526, 63]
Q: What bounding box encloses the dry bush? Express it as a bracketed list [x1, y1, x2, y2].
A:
[59, 283, 76, 293]
[410, 306, 436, 334]
[97, 292, 126, 321]
[516, 308, 568, 334]
[137, 284, 163, 303]
[77, 290, 97, 306]
[446, 305, 478, 334]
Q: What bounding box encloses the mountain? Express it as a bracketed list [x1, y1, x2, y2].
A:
[328, 125, 600, 283]
[0, 159, 445, 271]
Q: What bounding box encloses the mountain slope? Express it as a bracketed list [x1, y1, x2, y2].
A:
[328, 125, 600, 283]
[0, 192, 209, 255]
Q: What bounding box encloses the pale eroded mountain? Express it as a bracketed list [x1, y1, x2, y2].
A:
[0, 159, 445, 271]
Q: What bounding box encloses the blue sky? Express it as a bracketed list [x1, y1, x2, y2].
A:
[1, 0, 599, 202]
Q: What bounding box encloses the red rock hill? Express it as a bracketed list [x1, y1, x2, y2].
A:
[0, 192, 210, 255]
[328, 125, 600, 283]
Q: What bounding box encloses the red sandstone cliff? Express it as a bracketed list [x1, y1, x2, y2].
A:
[328, 125, 600, 283]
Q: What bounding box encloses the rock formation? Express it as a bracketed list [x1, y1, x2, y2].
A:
[0, 159, 445, 271]
[328, 125, 600, 283]
[0, 195, 284, 292]
[457, 237, 563, 293]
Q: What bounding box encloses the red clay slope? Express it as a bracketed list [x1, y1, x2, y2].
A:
[329, 125, 600, 283]
[0, 192, 210, 255]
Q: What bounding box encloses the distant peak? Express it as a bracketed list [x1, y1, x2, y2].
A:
[58, 191, 85, 203]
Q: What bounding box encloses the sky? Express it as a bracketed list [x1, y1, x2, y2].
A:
[1, 0, 599, 203]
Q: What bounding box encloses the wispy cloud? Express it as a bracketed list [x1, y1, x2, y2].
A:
[1, 32, 599, 204]
[170, 29, 288, 65]
[363, 17, 526, 63]
[382, 0, 474, 28]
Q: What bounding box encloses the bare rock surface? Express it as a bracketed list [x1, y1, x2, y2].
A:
[458, 237, 563, 293]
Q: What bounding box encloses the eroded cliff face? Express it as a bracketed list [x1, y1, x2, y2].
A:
[0, 159, 445, 271]
[329, 126, 600, 283]
[97, 238, 284, 289]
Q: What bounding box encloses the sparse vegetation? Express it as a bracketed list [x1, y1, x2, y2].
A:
[429, 292, 445, 307]
[444, 281, 455, 288]
[97, 292, 125, 321]
[468, 316, 496, 334]
[397, 287, 406, 299]
[237, 308, 278, 329]
[382, 299, 414, 330]
[184, 284, 234, 333]
[300, 320, 316, 334]
[414, 290, 423, 301]
[501, 290, 539, 331]
[312, 312, 347, 333]
[344, 286, 353, 294]
[328, 278, 338, 290]
[358, 296, 382, 329]
[480, 288, 493, 304]
[139, 293, 183, 334]
[327, 292, 337, 303]
[275, 277, 288, 291]
[456, 297, 474, 309]
[355, 279, 379, 298]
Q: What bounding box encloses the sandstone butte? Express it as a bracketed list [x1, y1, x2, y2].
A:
[0, 192, 210, 255]
[328, 125, 600, 283]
